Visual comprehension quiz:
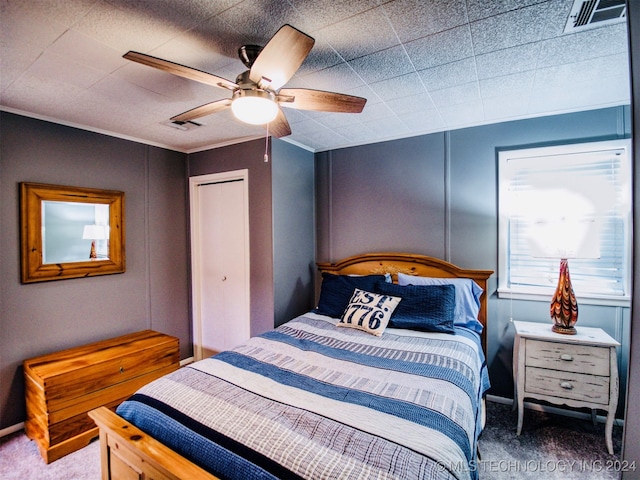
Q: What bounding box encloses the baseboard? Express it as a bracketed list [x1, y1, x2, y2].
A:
[0, 422, 24, 438]
[180, 356, 194, 367]
[486, 394, 625, 428]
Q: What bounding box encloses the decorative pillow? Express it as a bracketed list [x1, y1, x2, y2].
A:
[315, 273, 389, 318]
[338, 288, 401, 336]
[397, 273, 484, 333]
[376, 282, 456, 333]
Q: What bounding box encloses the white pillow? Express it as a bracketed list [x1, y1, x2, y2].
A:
[397, 273, 484, 333]
[337, 288, 401, 336]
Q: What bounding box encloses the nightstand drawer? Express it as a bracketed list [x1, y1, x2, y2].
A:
[525, 366, 610, 405]
[525, 339, 609, 376]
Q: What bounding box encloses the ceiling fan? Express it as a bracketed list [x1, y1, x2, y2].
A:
[123, 24, 367, 138]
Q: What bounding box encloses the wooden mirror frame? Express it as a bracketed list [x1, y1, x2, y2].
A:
[20, 182, 125, 283]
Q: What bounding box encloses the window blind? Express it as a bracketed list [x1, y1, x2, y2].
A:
[503, 143, 631, 298]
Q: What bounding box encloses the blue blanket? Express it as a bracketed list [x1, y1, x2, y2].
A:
[117, 313, 489, 480]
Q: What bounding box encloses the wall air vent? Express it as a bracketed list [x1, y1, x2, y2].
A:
[564, 0, 626, 33]
[162, 120, 203, 131]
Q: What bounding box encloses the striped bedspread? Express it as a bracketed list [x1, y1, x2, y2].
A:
[117, 312, 490, 480]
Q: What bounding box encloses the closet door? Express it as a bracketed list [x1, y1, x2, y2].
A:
[190, 170, 250, 360]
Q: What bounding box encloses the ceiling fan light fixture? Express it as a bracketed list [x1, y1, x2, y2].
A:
[231, 89, 278, 125]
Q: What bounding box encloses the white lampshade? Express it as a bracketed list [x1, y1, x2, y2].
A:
[231, 90, 278, 125]
[82, 224, 109, 240]
[528, 218, 601, 260]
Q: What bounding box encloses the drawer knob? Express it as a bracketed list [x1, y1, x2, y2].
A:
[560, 381, 573, 390]
[120, 366, 125, 374]
[560, 354, 573, 361]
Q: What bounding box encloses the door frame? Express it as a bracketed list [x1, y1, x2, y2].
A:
[189, 170, 250, 360]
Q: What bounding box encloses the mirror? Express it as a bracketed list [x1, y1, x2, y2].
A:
[20, 182, 125, 283]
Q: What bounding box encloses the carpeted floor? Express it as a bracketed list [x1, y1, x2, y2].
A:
[478, 401, 624, 479]
[0, 430, 100, 480]
[0, 401, 626, 479]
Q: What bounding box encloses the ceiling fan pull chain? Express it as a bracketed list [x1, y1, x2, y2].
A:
[264, 123, 270, 163]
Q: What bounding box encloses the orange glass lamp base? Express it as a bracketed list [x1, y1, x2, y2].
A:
[550, 258, 578, 335]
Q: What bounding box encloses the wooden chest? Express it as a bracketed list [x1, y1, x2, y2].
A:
[23, 330, 179, 463]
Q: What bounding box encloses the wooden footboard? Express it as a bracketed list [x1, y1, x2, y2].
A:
[88, 407, 219, 480]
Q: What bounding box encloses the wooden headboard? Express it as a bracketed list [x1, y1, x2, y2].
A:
[317, 252, 493, 353]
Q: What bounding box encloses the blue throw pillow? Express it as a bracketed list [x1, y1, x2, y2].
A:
[375, 282, 456, 333]
[397, 273, 484, 333]
[315, 273, 389, 318]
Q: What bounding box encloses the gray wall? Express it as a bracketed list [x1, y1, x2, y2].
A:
[0, 112, 190, 429]
[272, 140, 315, 326]
[315, 106, 632, 413]
[188, 139, 276, 338]
[188, 138, 316, 335]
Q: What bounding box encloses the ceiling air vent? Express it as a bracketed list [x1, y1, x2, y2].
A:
[162, 120, 203, 131]
[564, 0, 626, 33]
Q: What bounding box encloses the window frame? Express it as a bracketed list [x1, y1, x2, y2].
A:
[497, 138, 632, 307]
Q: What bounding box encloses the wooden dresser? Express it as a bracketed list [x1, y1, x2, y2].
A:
[512, 320, 619, 454]
[23, 330, 179, 463]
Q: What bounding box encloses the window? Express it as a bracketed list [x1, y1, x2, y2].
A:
[498, 139, 632, 305]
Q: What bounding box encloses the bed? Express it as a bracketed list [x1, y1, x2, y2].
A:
[89, 252, 493, 480]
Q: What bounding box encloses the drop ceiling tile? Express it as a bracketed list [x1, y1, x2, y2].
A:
[400, 108, 445, 133]
[482, 94, 531, 120]
[357, 101, 398, 123]
[74, 1, 185, 53]
[479, 71, 533, 99]
[382, 0, 469, 42]
[386, 93, 437, 115]
[48, 30, 127, 74]
[536, 23, 629, 69]
[430, 82, 481, 109]
[533, 53, 630, 91]
[292, 62, 365, 92]
[287, 0, 381, 33]
[215, 0, 302, 45]
[529, 71, 630, 116]
[360, 116, 410, 139]
[89, 75, 171, 111]
[404, 26, 474, 70]
[287, 40, 346, 80]
[0, 74, 86, 117]
[438, 101, 484, 127]
[0, 4, 70, 52]
[0, 44, 43, 94]
[368, 72, 426, 101]
[465, 0, 546, 22]
[104, 0, 241, 31]
[26, 51, 108, 91]
[539, 0, 575, 39]
[324, 122, 373, 142]
[470, 2, 549, 55]
[475, 43, 540, 79]
[348, 45, 414, 84]
[419, 57, 477, 91]
[314, 112, 368, 129]
[318, 7, 399, 61]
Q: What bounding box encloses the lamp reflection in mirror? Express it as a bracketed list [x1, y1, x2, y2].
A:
[82, 224, 109, 260]
[529, 216, 601, 335]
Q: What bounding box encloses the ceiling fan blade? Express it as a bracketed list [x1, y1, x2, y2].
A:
[124, 51, 238, 91]
[249, 25, 314, 91]
[171, 99, 232, 122]
[278, 88, 367, 113]
[268, 107, 291, 138]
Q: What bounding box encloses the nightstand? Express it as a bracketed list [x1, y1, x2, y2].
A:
[512, 320, 619, 454]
